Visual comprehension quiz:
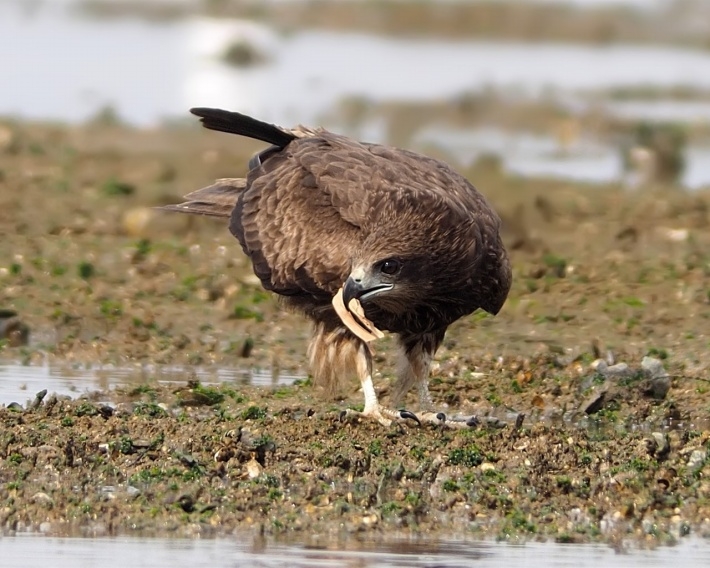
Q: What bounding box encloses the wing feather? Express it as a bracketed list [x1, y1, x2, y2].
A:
[229, 149, 361, 297]
[229, 130, 503, 300]
[175, 125, 505, 318]
[156, 178, 245, 218]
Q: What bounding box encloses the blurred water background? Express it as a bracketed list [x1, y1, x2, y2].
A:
[2, 0, 710, 188]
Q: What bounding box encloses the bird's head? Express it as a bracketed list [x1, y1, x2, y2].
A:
[343, 243, 471, 318]
[342, 256, 408, 313]
[340, 200, 508, 326]
[342, 228, 466, 317]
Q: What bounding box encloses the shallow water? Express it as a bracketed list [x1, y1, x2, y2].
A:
[605, 99, 710, 123]
[4, 1, 710, 127]
[416, 125, 710, 189]
[2, 534, 710, 568]
[3, 1, 710, 188]
[0, 362, 300, 407]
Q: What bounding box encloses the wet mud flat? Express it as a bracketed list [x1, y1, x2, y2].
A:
[0, 119, 710, 544]
[1, 378, 709, 545]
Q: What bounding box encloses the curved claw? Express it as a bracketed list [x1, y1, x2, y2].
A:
[397, 409, 421, 425]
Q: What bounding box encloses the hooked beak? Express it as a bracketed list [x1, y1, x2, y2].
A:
[342, 268, 394, 306]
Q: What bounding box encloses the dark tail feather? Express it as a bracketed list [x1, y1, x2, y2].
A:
[190, 107, 296, 148]
[156, 178, 245, 218]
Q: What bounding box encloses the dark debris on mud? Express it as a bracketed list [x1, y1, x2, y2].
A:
[1, 376, 709, 545]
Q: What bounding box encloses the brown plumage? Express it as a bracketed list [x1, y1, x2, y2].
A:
[163, 107, 511, 426]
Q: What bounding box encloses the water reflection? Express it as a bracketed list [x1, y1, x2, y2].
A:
[0, 362, 301, 406]
[2, 534, 710, 568]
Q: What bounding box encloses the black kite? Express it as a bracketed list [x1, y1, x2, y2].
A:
[164, 108, 511, 427]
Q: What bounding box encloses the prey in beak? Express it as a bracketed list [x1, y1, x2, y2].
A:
[332, 289, 384, 343]
[332, 267, 392, 342]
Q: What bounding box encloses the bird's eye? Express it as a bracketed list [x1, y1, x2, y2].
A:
[380, 259, 401, 275]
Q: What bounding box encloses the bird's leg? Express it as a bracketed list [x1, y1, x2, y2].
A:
[309, 319, 418, 427]
[392, 331, 479, 429]
[341, 342, 420, 427]
[391, 331, 443, 409]
[357, 344, 380, 418]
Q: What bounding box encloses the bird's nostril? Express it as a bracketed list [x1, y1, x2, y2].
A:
[349, 267, 366, 284]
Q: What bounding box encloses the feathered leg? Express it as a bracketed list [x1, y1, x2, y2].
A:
[391, 330, 444, 409]
[308, 319, 418, 426]
[392, 330, 478, 429]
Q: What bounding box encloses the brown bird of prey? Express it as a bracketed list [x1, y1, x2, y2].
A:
[164, 108, 511, 427]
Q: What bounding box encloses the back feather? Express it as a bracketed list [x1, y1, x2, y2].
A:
[190, 107, 296, 148]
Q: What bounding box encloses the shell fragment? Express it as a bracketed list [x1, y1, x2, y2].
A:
[332, 288, 384, 343]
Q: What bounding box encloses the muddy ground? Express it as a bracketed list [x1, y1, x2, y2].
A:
[1, 117, 710, 545]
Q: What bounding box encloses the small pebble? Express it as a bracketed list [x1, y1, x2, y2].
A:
[31, 492, 53, 506]
[642, 357, 668, 379]
[246, 456, 264, 479]
[647, 432, 670, 459]
[604, 363, 634, 379]
[687, 449, 707, 473]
